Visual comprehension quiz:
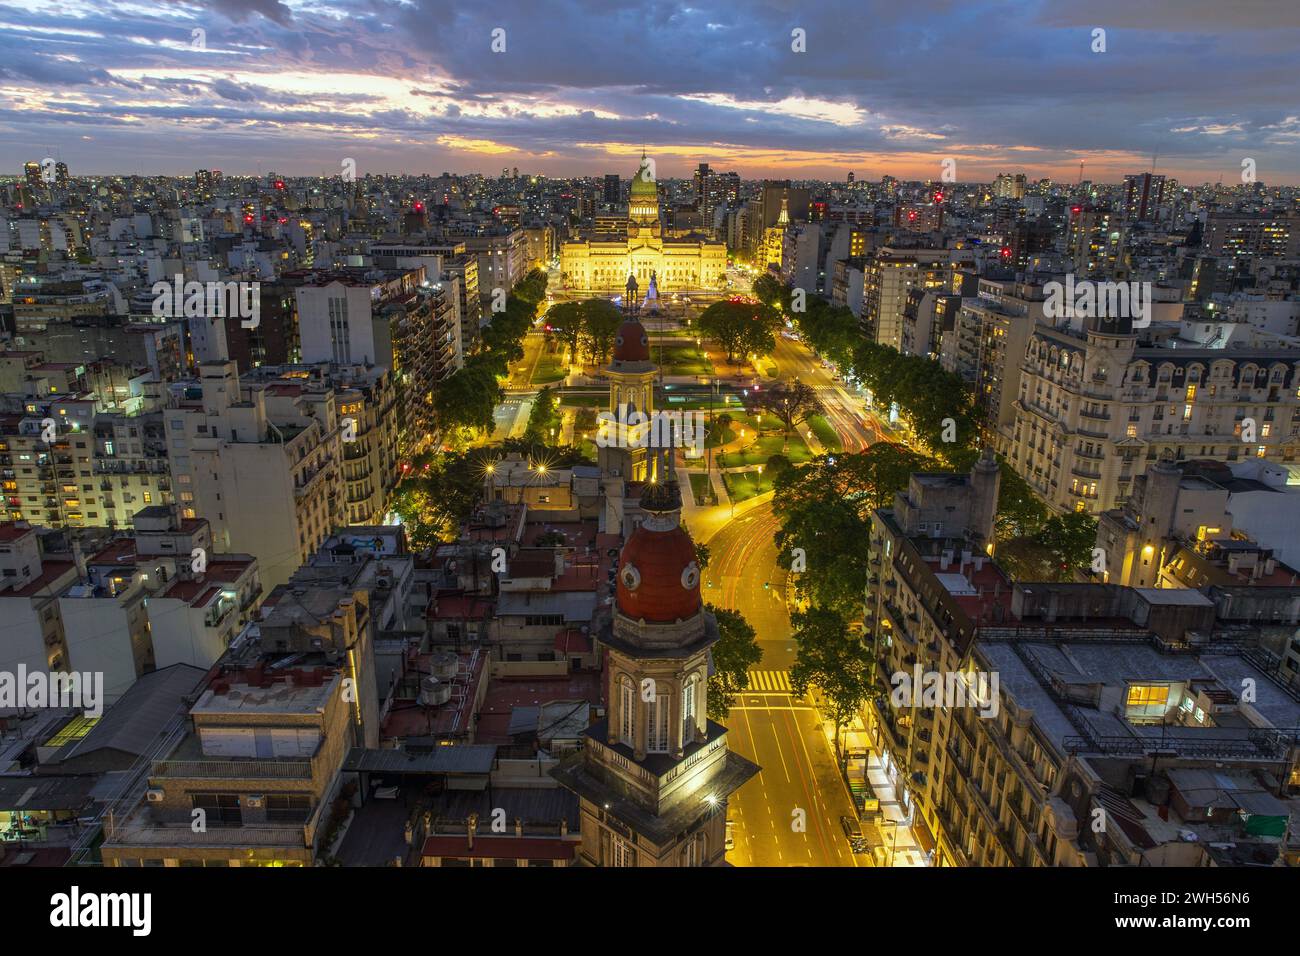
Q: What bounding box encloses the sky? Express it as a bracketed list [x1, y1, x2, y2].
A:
[2, 0, 1299, 184]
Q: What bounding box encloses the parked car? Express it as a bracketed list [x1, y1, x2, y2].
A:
[724, 819, 736, 851]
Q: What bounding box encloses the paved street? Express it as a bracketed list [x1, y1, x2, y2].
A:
[704, 504, 865, 867]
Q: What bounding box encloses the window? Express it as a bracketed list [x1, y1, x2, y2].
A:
[619, 676, 635, 747]
[266, 795, 311, 823]
[1126, 684, 1169, 720]
[647, 693, 669, 753]
[682, 676, 698, 744]
[611, 836, 635, 867]
[191, 793, 242, 825]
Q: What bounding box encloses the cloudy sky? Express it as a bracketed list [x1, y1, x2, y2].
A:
[2, 0, 1299, 184]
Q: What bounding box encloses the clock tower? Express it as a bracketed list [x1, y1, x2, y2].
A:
[551, 474, 760, 866]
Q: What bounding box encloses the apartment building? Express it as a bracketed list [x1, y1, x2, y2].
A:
[243, 363, 399, 527]
[1005, 310, 1300, 514]
[1205, 211, 1300, 259]
[866, 466, 1300, 867]
[861, 247, 954, 350]
[0, 523, 77, 674]
[163, 361, 346, 589]
[952, 279, 1047, 448]
[100, 663, 357, 867]
[901, 289, 962, 363]
[295, 269, 450, 456]
[462, 229, 526, 301]
[1066, 205, 1127, 276]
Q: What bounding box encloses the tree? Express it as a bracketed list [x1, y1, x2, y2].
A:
[752, 273, 787, 310]
[433, 357, 501, 435]
[513, 267, 549, 305]
[524, 386, 562, 444]
[789, 607, 872, 759]
[706, 605, 762, 721]
[848, 340, 977, 461]
[698, 300, 781, 363]
[574, 405, 599, 438]
[1035, 510, 1098, 577]
[545, 301, 585, 362]
[772, 444, 933, 616]
[753, 380, 823, 438]
[694, 540, 711, 572]
[389, 451, 485, 551]
[993, 459, 1049, 541]
[579, 297, 623, 364]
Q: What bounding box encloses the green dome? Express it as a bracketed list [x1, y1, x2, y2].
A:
[629, 154, 657, 200]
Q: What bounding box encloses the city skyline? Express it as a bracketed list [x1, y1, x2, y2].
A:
[2, 0, 1300, 183]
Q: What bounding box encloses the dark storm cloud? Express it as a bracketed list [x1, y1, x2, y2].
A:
[0, 0, 1297, 181]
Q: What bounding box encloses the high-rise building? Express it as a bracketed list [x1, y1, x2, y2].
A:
[992, 172, 1027, 200]
[163, 361, 347, 588]
[603, 173, 621, 206]
[1123, 172, 1167, 222]
[1204, 210, 1300, 258]
[861, 247, 955, 349]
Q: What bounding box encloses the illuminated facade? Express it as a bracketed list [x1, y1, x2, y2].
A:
[551, 473, 760, 866]
[560, 154, 726, 294]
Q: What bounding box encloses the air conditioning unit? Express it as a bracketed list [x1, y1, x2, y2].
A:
[145, 789, 165, 803]
[245, 794, 265, 808]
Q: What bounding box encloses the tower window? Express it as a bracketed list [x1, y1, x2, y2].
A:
[647, 693, 669, 753]
[682, 675, 698, 745]
[619, 676, 635, 747]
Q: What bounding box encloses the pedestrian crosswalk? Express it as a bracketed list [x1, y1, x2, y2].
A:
[747, 669, 793, 693]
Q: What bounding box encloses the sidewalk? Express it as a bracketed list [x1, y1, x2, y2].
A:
[810, 706, 929, 867]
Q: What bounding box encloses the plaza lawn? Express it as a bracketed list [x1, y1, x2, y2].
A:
[705, 412, 763, 448]
[531, 353, 568, 385]
[723, 470, 774, 502]
[559, 391, 608, 408]
[806, 413, 842, 453]
[654, 341, 713, 377]
[718, 431, 814, 469]
[688, 471, 714, 505]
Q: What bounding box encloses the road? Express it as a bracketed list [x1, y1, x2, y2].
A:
[768, 335, 892, 452]
[705, 505, 866, 867]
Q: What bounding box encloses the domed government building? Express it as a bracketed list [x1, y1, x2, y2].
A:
[559, 152, 727, 293]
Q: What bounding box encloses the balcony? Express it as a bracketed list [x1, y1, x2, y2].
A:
[150, 757, 315, 781]
[105, 798, 324, 852]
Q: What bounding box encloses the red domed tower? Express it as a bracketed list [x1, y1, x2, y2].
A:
[597, 310, 658, 486]
[551, 478, 760, 867]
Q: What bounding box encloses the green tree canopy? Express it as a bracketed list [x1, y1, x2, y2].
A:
[524, 385, 563, 444]
[579, 297, 623, 364]
[706, 605, 762, 722]
[789, 607, 872, 757]
[773, 444, 934, 616]
[698, 300, 781, 363]
[752, 380, 823, 435]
